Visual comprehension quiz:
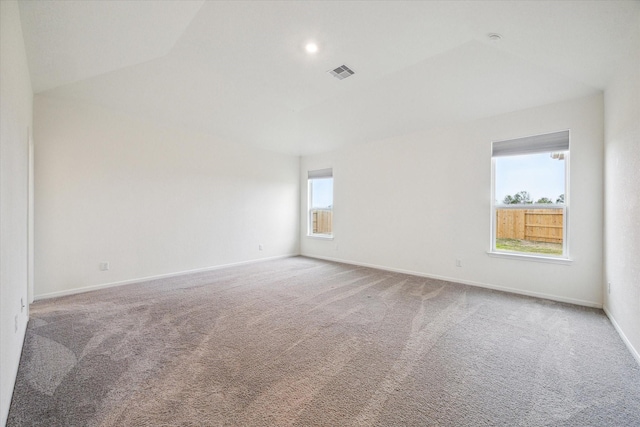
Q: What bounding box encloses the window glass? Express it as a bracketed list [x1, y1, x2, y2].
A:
[308, 171, 333, 237]
[495, 153, 565, 206]
[492, 132, 568, 258]
[310, 178, 333, 209]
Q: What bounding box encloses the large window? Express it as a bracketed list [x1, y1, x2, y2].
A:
[308, 168, 333, 237]
[491, 130, 569, 258]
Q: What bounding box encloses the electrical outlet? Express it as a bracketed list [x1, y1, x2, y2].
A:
[99, 262, 110, 271]
[14, 315, 18, 333]
[608, 282, 611, 294]
[258, 244, 263, 251]
[455, 259, 462, 267]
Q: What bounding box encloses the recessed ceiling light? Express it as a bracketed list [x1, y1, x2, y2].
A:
[305, 42, 318, 54]
[488, 33, 503, 42]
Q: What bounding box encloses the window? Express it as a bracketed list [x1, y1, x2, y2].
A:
[308, 168, 333, 237]
[491, 130, 569, 258]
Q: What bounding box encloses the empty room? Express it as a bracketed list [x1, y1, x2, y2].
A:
[1, 1, 639, 426]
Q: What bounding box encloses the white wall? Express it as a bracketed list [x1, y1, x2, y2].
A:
[35, 95, 300, 298]
[301, 94, 604, 307]
[0, 1, 33, 424]
[603, 20, 640, 362]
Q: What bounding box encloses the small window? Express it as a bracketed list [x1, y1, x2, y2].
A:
[308, 168, 333, 237]
[491, 131, 569, 258]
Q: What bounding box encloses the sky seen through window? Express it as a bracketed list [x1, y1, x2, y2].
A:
[310, 178, 333, 208]
[495, 152, 565, 204]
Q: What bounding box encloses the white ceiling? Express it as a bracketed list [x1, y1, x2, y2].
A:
[18, 0, 640, 155]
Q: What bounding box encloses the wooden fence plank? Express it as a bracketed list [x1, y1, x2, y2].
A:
[497, 208, 563, 243]
[312, 210, 333, 235]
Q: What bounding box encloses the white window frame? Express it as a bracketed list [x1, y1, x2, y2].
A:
[307, 168, 333, 239]
[489, 130, 571, 263]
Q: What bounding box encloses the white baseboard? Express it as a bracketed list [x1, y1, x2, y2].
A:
[303, 254, 602, 309]
[2, 313, 28, 426]
[35, 254, 299, 301]
[603, 305, 640, 367]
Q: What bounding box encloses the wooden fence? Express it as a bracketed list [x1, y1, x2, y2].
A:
[312, 209, 332, 235]
[496, 209, 563, 243]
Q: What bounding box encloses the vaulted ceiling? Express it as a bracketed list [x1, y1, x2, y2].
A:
[18, 1, 640, 155]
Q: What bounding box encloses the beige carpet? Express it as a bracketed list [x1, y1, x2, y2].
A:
[8, 256, 640, 426]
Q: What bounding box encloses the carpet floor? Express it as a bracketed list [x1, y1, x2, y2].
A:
[7, 257, 640, 426]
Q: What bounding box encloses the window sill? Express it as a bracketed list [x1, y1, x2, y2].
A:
[307, 234, 334, 240]
[487, 251, 572, 265]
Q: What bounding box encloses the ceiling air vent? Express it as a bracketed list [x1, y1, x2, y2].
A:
[328, 65, 355, 80]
